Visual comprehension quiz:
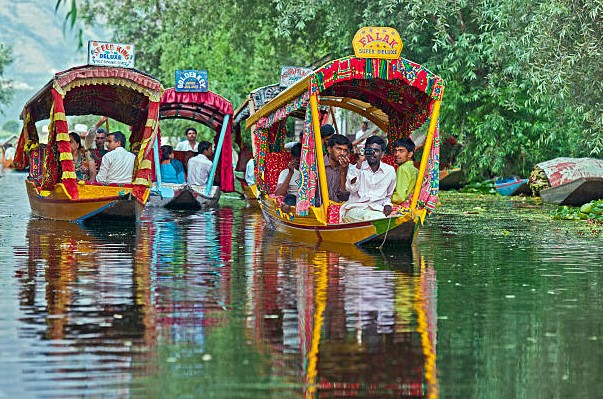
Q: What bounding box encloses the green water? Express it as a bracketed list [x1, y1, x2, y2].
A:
[1, 172, 602, 398]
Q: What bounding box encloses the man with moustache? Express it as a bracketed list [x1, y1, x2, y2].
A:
[339, 135, 396, 222]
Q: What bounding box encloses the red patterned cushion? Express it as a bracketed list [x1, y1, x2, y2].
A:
[382, 155, 397, 169]
[327, 203, 342, 224]
[264, 152, 291, 194]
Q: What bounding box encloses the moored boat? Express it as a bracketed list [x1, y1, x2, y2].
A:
[495, 177, 531, 196]
[439, 167, 464, 190]
[530, 157, 603, 205]
[245, 27, 444, 247]
[13, 60, 164, 222]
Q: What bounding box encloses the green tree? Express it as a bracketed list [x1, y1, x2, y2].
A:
[2, 120, 20, 134]
[63, 0, 603, 178]
[0, 43, 13, 113]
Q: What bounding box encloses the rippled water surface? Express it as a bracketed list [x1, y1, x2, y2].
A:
[1, 171, 602, 398]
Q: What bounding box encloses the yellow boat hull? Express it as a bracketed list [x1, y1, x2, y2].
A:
[242, 183, 260, 208]
[259, 196, 420, 247]
[26, 180, 147, 222]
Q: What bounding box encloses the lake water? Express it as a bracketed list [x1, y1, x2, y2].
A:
[1, 171, 602, 398]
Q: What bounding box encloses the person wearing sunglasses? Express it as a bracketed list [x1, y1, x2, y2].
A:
[340, 135, 396, 222]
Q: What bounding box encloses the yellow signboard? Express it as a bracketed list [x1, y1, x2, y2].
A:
[352, 27, 403, 59]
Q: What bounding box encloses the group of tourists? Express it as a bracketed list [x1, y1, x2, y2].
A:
[70, 117, 134, 185]
[70, 123, 215, 188]
[271, 123, 419, 222]
[159, 127, 214, 187]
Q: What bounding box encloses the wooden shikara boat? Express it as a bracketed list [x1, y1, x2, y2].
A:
[495, 177, 530, 196]
[233, 83, 286, 208]
[246, 27, 444, 247]
[13, 65, 164, 222]
[533, 157, 603, 206]
[148, 88, 235, 209]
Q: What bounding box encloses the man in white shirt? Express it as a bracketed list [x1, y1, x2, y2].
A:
[175, 127, 198, 152]
[340, 135, 395, 222]
[187, 141, 214, 186]
[96, 131, 135, 184]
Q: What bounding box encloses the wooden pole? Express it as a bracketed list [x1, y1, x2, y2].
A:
[310, 94, 329, 222]
[410, 100, 442, 216]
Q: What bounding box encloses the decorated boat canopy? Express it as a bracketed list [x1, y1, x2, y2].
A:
[159, 88, 235, 192]
[246, 55, 444, 139]
[15, 64, 164, 201]
[245, 28, 445, 216]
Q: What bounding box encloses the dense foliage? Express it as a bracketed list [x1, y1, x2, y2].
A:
[59, 0, 602, 179]
[0, 43, 14, 114]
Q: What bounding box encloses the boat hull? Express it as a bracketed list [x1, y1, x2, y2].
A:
[259, 197, 419, 247]
[439, 168, 464, 190]
[26, 180, 146, 222]
[540, 177, 603, 206]
[242, 183, 260, 208]
[148, 184, 220, 209]
[495, 178, 531, 196]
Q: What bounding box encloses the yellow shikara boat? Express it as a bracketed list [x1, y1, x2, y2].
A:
[246, 27, 444, 247]
[13, 65, 164, 222]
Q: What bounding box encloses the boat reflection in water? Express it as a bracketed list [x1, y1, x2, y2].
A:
[14, 208, 437, 398]
[14, 209, 235, 396]
[243, 212, 439, 398]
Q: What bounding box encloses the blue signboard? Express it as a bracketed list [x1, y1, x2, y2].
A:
[175, 70, 208, 92]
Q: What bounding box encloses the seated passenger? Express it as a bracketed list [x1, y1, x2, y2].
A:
[175, 127, 198, 152]
[96, 131, 135, 185]
[187, 141, 214, 187]
[391, 137, 418, 205]
[340, 136, 396, 222]
[245, 157, 255, 185]
[160, 145, 185, 184]
[275, 143, 302, 210]
[324, 134, 351, 202]
[69, 132, 97, 182]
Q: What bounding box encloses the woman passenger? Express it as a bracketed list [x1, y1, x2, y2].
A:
[160, 145, 186, 184]
[69, 132, 97, 182]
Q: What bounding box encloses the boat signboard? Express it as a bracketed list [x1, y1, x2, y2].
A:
[88, 41, 135, 68]
[175, 70, 208, 92]
[280, 66, 312, 87]
[352, 27, 402, 59]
